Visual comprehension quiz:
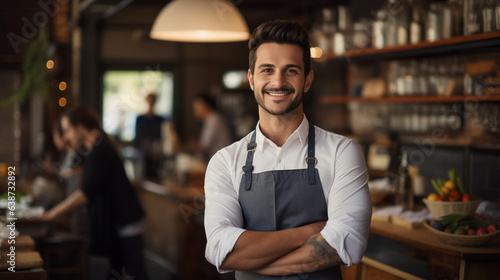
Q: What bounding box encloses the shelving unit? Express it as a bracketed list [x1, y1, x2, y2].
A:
[322, 95, 500, 104]
[317, 30, 500, 199]
[324, 30, 500, 61]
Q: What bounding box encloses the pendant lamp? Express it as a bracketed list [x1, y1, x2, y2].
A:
[150, 0, 250, 42]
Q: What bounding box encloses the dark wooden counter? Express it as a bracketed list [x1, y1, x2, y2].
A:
[135, 179, 222, 280]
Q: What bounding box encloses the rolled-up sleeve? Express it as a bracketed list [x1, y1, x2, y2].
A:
[204, 150, 246, 273]
[320, 139, 372, 266]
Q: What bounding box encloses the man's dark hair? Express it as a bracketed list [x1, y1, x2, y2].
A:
[248, 20, 311, 76]
[62, 105, 103, 132]
[196, 93, 217, 111]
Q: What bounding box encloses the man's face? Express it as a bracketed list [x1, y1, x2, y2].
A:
[248, 43, 313, 116]
[61, 116, 83, 149]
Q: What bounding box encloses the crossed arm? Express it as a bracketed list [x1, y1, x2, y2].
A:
[220, 221, 344, 276]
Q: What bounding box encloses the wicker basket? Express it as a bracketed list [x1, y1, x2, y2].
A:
[423, 199, 480, 219]
[424, 220, 500, 247]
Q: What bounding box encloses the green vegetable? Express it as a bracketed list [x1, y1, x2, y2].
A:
[438, 214, 488, 233]
[448, 169, 455, 183]
[431, 179, 443, 196]
[456, 177, 466, 195]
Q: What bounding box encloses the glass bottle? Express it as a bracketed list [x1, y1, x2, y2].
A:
[483, 0, 496, 32]
[464, 0, 483, 35]
[421, 106, 430, 133]
[320, 8, 336, 53]
[427, 2, 444, 42]
[418, 59, 429, 95]
[373, 10, 386, 49]
[410, 0, 426, 44]
[443, 0, 464, 38]
[496, 0, 500, 30]
[396, 0, 411, 45]
[333, 6, 351, 55]
[396, 151, 414, 210]
[385, 0, 398, 47]
[436, 62, 450, 96]
[387, 61, 399, 96]
[450, 56, 465, 95]
[427, 59, 438, 95]
[405, 59, 417, 95]
[396, 61, 408, 96]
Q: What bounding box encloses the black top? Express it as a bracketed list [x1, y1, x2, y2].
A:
[81, 135, 144, 254]
[134, 114, 163, 148]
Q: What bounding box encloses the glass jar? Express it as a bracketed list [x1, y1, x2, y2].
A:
[352, 19, 371, 49]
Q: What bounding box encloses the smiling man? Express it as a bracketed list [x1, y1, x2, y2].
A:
[204, 20, 372, 279]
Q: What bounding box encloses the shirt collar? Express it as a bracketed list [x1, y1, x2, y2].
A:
[254, 114, 309, 151]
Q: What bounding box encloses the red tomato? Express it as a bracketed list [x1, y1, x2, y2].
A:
[437, 196, 445, 201]
[475, 214, 487, 221]
[450, 190, 462, 201]
[487, 224, 498, 234]
[477, 228, 488, 235]
[462, 194, 473, 202]
[467, 228, 476, 235]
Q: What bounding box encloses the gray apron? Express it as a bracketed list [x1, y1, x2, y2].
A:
[236, 123, 342, 279]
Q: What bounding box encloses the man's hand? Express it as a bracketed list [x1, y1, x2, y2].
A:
[220, 220, 326, 271]
[254, 233, 344, 276]
[30, 211, 55, 221]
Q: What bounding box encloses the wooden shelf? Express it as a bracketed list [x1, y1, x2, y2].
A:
[321, 95, 500, 104]
[324, 31, 500, 61]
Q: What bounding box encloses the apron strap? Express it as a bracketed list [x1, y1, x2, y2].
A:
[243, 122, 317, 189]
[307, 122, 317, 185]
[242, 131, 257, 190]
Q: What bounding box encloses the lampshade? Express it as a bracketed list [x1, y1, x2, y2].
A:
[150, 0, 250, 42]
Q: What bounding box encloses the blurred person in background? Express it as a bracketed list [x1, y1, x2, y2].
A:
[190, 93, 233, 161]
[40, 105, 148, 280]
[46, 118, 88, 241]
[134, 92, 164, 178]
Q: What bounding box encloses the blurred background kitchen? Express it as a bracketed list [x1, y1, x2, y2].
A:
[1, 0, 500, 279]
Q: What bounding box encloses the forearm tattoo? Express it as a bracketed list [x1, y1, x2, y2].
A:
[304, 234, 344, 269]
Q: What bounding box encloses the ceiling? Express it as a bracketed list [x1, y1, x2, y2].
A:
[1, 0, 378, 63]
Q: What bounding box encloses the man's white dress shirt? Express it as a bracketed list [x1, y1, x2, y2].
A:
[204, 115, 372, 273]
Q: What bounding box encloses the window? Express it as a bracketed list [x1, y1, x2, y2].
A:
[102, 70, 174, 142]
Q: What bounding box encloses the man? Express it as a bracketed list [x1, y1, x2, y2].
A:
[192, 93, 233, 161]
[41, 105, 148, 280]
[204, 20, 372, 279]
[135, 93, 164, 178]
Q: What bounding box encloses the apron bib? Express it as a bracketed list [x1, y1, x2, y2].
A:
[236, 123, 342, 280]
